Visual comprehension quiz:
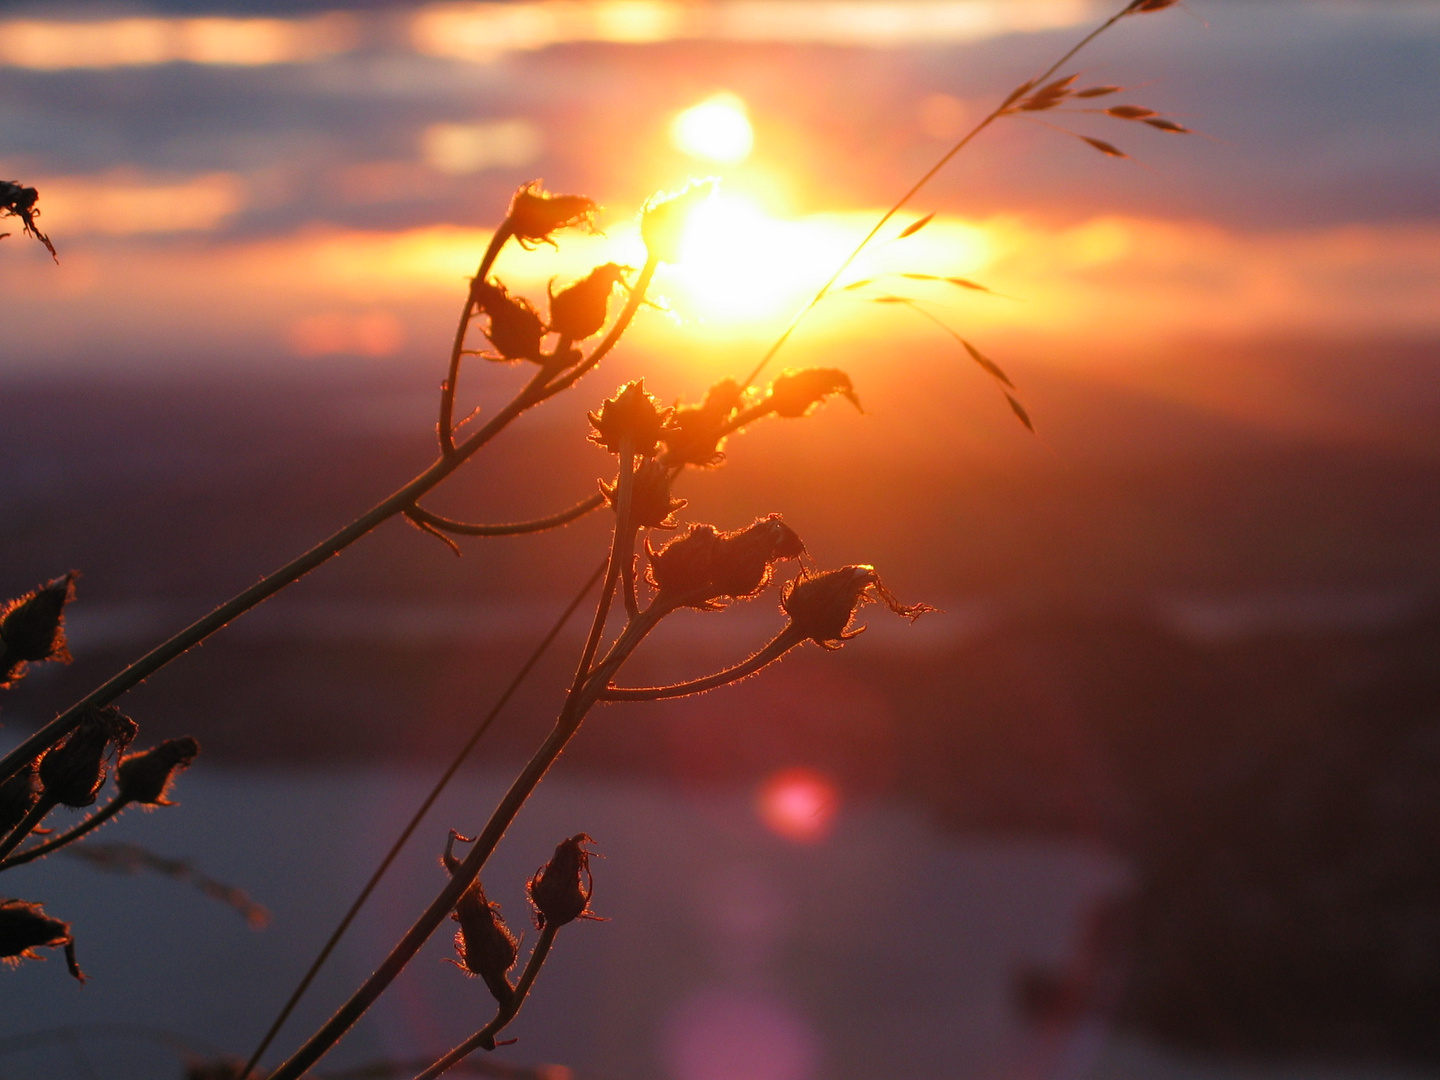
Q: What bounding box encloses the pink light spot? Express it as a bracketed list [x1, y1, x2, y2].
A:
[662, 988, 820, 1080]
[756, 768, 838, 843]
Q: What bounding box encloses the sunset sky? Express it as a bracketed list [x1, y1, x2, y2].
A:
[0, 1, 1434, 384]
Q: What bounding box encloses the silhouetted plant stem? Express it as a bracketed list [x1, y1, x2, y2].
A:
[0, 794, 56, 863]
[237, 560, 607, 1080]
[405, 494, 605, 538]
[0, 794, 126, 869]
[412, 925, 561, 1080]
[0, 258, 660, 789]
[441, 223, 514, 456]
[740, 0, 1141, 389]
[266, 600, 672, 1080]
[598, 625, 803, 701]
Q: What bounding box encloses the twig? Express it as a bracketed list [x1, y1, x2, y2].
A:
[405, 494, 605, 538]
[237, 560, 607, 1080]
[599, 625, 803, 701]
[0, 795, 126, 869]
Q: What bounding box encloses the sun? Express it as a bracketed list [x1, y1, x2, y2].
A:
[671, 92, 754, 165]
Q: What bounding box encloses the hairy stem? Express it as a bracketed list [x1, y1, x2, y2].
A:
[266, 603, 669, 1080]
[405, 493, 605, 538]
[237, 560, 606, 1080]
[0, 795, 127, 869]
[599, 625, 803, 701]
[0, 794, 57, 863]
[411, 925, 561, 1080]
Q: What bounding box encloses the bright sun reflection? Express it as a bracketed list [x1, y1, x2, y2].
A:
[757, 768, 839, 844]
[671, 92, 753, 164]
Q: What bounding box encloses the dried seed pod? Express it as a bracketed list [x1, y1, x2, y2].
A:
[116, 737, 199, 807]
[548, 262, 630, 341]
[646, 514, 805, 610]
[38, 705, 138, 809]
[506, 180, 598, 249]
[0, 571, 76, 687]
[588, 380, 674, 457]
[660, 377, 746, 468]
[765, 368, 861, 418]
[0, 899, 82, 980]
[782, 565, 933, 649]
[600, 458, 686, 529]
[640, 179, 715, 263]
[528, 834, 597, 931]
[472, 280, 546, 363]
[451, 879, 519, 1007]
[0, 761, 39, 836]
[0, 180, 55, 259]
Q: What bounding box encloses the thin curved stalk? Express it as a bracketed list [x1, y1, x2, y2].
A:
[599, 626, 803, 701]
[412, 925, 560, 1080]
[0, 795, 127, 869]
[265, 603, 670, 1080]
[237, 560, 606, 1080]
[0, 252, 664, 790]
[440, 224, 514, 456]
[739, 0, 1140, 389]
[0, 795, 56, 863]
[405, 493, 604, 538]
[570, 438, 635, 692]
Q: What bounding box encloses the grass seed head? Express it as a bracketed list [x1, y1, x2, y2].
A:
[528, 834, 598, 931]
[116, 736, 200, 807]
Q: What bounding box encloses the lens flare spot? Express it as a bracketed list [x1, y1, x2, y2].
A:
[757, 768, 838, 843]
[671, 92, 754, 165]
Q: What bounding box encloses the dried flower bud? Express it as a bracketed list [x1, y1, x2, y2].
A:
[472, 279, 546, 363]
[528, 833, 597, 931]
[647, 514, 805, 610]
[0, 180, 55, 260]
[782, 565, 934, 649]
[0, 571, 77, 687]
[588, 380, 674, 457]
[765, 368, 861, 419]
[0, 761, 39, 836]
[451, 879, 519, 1007]
[0, 898, 82, 980]
[640, 179, 715, 263]
[600, 458, 686, 529]
[548, 262, 629, 341]
[660, 378, 746, 468]
[116, 737, 199, 807]
[506, 180, 598, 249]
[38, 705, 138, 808]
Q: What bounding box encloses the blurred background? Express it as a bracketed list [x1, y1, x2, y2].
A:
[2, 1, 1439, 1077]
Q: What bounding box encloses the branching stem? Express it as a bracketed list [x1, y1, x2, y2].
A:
[0, 795, 127, 869]
[405, 494, 604, 538]
[599, 625, 803, 701]
[0, 795, 57, 863]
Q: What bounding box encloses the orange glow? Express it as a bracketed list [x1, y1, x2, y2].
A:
[757, 768, 839, 843]
[671, 93, 754, 165]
